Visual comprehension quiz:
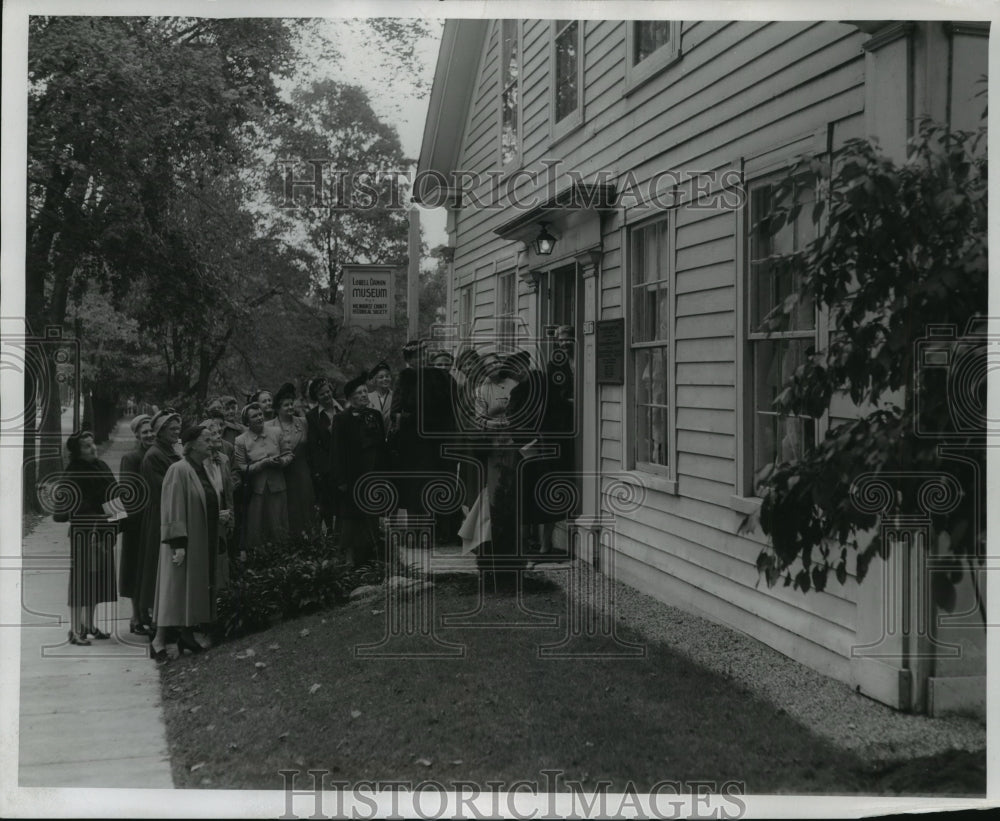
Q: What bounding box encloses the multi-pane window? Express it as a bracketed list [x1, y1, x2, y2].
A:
[631, 218, 671, 471]
[458, 284, 473, 345]
[625, 20, 681, 89]
[747, 179, 817, 488]
[500, 20, 520, 167]
[497, 269, 517, 351]
[553, 20, 581, 124]
[634, 21, 673, 63]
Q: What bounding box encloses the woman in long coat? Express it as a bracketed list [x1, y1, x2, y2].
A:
[266, 382, 315, 535]
[331, 372, 388, 567]
[149, 425, 225, 661]
[57, 431, 118, 645]
[135, 410, 182, 626]
[118, 414, 155, 635]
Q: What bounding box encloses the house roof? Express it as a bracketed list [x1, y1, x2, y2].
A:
[414, 19, 489, 205]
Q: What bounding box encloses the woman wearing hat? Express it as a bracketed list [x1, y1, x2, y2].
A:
[55, 431, 119, 645]
[119, 413, 156, 635]
[135, 409, 182, 628]
[266, 382, 315, 535]
[234, 402, 289, 550]
[149, 425, 226, 661]
[366, 362, 393, 432]
[331, 372, 388, 566]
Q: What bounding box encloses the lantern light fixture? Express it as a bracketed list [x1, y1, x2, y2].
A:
[532, 222, 557, 256]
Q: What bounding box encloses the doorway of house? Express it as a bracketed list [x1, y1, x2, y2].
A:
[537, 263, 583, 537]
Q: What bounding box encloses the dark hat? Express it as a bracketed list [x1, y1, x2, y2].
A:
[180, 425, 206, 445]
[344, 371, 369, 399]
[273, 381, 297, 408]
[370, 360, 391, 377]
[66, 430, 94, 459]
[308, 376, 330, 402]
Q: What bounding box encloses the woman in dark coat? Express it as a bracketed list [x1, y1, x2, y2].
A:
[119, 413, 155, 635]
[331, 372, 388, 567]
[135, 409, 182, 626]
[58, 431, 118, 645]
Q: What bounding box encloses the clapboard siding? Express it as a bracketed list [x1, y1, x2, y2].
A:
[676, 385, 735, 411]
[611, 513, 854, 632]
[675, 262, 734, 295]
[674, 312, 735, 340]
[675, 407, 735, 436]
[676, 362, 734, 386]
[675, 287, 733, 319]
[443, 19, 868, 687]
[678, 429, 735, 460]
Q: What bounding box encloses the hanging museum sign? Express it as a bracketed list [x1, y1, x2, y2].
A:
[342, 264, 396, 329]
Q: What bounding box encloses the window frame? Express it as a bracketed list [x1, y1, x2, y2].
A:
[627, 212, 675, 482]
[549, 19, 585, 144]
[733, 132, 830, 512]
[458, 283, 474, 346]
[624, 20, 682, 93]
[496, 265, 518, 352]
[497, 19, 523, 170]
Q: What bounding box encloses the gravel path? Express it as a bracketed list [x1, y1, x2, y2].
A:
[536, 561, 985, 764]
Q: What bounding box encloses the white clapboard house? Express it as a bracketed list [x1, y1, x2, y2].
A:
[414, 19, 988, 715]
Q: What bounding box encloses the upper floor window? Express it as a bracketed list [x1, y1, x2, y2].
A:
[630, 216, 672, 475]
[499, 20, 521, 167]
[625, 20, 682, 92]
[746, 178, 818, 491]
[550, 20, 583, 140]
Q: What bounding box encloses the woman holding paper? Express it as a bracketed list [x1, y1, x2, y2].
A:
[59, 431, 118, 645]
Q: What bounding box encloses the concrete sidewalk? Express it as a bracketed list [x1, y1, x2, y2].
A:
[18, 419, 173, 788]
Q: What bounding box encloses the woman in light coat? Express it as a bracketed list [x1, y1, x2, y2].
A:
[149, 425, 227, 661]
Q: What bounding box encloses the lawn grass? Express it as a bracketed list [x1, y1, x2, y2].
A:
[159, 574, 985, 795]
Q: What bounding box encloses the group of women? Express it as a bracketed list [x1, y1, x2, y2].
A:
[54, 332, 576, 655]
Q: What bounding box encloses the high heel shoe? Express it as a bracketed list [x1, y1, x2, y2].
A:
[149, 644, 169, 663]
[68, 629, 91, 646]
[130, 619, 152, 637]
[177, 630, 205, 654]
[86, 625, 111, 640]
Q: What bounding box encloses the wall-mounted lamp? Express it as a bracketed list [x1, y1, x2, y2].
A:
[532, 223, 557, 256]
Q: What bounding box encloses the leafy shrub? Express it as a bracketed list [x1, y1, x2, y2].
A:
[213, 523, 420, 641]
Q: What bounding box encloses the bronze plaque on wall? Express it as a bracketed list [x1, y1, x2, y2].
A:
[596, 318, 625, 385]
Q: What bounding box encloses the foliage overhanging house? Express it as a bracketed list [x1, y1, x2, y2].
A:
[415, 19, 988, 714]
